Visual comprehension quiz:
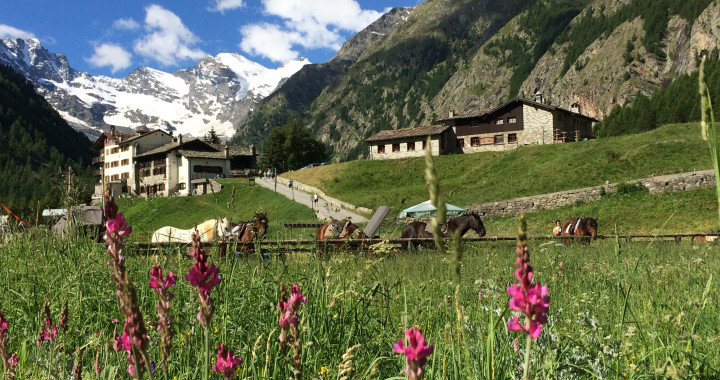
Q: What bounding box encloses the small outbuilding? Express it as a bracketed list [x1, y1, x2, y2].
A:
[398, 200, 467, 218]
[52, 206, 103, 237]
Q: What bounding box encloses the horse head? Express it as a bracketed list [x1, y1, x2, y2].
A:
[254, 212, 269, 238]
[470, 212, 486, 237]
[585, 217, 598, 239]
[217, 217, 232, 240]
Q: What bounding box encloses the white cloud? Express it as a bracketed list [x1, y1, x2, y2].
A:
[239, 0, 383, 62]
[133, 4, 207, 66]
[0, 24, 37, 40]
[209, 0, 245, 12]
[113, 18, 140, 31]
[86, 43, 133, 73]
[240, 23, 301, 62]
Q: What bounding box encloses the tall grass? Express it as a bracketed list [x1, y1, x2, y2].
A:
[1, 225, 718, 378]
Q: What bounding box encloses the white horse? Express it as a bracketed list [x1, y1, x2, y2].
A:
[151, 217, 231, 244]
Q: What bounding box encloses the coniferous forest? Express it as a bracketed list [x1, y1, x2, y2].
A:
[0, 64, 94, 218]
[594, 57, 720, 137]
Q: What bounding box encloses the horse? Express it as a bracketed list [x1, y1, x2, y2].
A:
[151, 217, 232, 244]
[560, 217, 598, 244]
[316, 219, 368, 249]
[232, 212, 269, 254]
[401, 212, 486, 249]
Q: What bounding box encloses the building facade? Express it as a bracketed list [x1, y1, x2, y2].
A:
[365, 125, 458, 160]
[91, 128, 256, 197]
[439, 97, 597, 153]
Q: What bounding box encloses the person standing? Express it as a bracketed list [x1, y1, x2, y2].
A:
[313, 193, 319, 206]
[553, 219, 562, 236]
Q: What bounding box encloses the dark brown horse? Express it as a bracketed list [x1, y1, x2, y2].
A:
[401, 212, 486, 249]
[561, 217, 598, 244]
[316, 219, 368, 249]
[233, 212, 269, 253]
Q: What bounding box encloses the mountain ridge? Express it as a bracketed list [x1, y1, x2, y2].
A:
[0, 37, 310, 140]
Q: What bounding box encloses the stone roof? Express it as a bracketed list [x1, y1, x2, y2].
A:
[135, 138, 253, 159]
[365, 125, 451, 142]
[436, 97, 598, 122]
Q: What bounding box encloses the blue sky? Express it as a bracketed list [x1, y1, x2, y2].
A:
[0, 0, 419, 78]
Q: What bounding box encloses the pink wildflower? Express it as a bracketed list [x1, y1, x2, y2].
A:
[393, 327, 434, 380]
[8, 353, 18, 367]
[150, 265, 177, 373]
[278, 283, 306, 378]
[212, 343, 242, 379]
[506, 244, 550, 339]
[184, 235, 221, 326]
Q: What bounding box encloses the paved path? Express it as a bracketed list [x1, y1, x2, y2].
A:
[254, 177, 368, 223]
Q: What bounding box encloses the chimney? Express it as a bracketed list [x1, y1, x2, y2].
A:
[449, 109, 454, 118]
[571, 102, 581, 114]
[534, 91, 544, 104]
[224, 146, 229, 158]
[178, 135, 183, 145]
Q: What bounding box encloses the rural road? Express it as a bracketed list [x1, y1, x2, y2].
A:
[254, 177, 368, 223]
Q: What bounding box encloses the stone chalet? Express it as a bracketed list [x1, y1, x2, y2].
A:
[91, 128, 256, 197]
[439, 96, 598, 153]
[365, 125, 459, 160]
[365, 96, 597, 159]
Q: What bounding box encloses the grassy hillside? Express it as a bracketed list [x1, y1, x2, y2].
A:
[115, 178, 317, 241]
[285, 123, 713, 213]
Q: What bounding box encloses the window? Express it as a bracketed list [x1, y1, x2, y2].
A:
[111, 147, 120, 154]
[471, 137, 480, 146]
[378, 145, 385, 153]
[121, 146, 130, 152]
[193, 165, 223, 173]
[392, 143, 400, 152]
[105, 176, 109, 182]
[457, 138, 465, 147]
[111, 174, 120, 181]
[471, 120, 480, 127]
[111, 161, 119, 168]
[121, 159, 129, 166]
[121, 172, 130, 179]
[158, 183, 165, 191]
[508, 116, 517, 124]
[153, 167, 166, 176]
[508, 133, 518, 143]
[140, 186, 145, 193]
[179, 183, 186, 190]
[105, 162, 110, 169]
[407, 142, 415, 151]
[495, 119, 504, 125]
[422, 140, 427, 150]
[494, 135, 504, 144]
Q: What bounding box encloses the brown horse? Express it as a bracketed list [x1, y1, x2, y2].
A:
[316, 219, 368, 249]
[233, 212, 269, 253]
[401, 212, 486, 249]
[561, 217, 598, 244]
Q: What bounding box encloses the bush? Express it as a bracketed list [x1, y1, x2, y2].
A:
[615, 181, 648, 195]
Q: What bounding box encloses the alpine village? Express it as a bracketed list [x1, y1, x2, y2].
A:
[2, 0, 720, 379]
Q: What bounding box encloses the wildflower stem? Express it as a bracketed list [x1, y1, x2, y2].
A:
[204, 326, 210, 380]
[522, 323, 532, 380]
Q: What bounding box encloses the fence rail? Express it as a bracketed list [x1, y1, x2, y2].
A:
[122, 232, 720, 254]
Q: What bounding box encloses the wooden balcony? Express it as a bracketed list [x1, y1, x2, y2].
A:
[92, 156, 104, 164]
[92, 169, 102, 177]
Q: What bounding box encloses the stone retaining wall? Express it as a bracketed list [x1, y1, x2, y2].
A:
[468, 170, 716, 217]
[276, 176, 373, 215]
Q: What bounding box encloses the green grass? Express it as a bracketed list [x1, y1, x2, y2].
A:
[285, 123, 712, 214]
[1, 228, 718, 378]
[115, 178, 317, 241]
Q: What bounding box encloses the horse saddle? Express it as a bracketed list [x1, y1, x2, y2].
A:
[564, 218, 581, 235]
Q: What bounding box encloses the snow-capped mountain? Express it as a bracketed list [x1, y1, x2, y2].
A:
[0, 38, 309, 140]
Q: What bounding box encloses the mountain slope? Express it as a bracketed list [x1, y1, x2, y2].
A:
[0, 38, 309, 140]
[239, 0, 720, 162]
[0, 64, 94, 214]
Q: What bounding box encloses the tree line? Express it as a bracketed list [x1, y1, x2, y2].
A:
[594, 56, 720, 137]
[0, 64, 94, 217]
